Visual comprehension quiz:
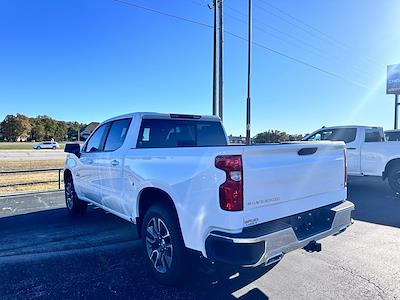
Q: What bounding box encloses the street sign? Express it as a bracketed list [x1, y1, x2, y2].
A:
[387, 64, 400, 94]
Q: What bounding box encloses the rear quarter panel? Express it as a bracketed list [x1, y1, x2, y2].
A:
[123, 146, 245, 254]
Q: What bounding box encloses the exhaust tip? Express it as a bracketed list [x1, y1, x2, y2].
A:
[266, 253, 284, 266]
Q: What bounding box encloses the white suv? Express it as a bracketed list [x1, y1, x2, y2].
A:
[33, 141, 60, 150]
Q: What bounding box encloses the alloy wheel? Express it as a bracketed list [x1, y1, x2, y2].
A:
[145, 217, 173, 273]
[65, 181, 74, 210]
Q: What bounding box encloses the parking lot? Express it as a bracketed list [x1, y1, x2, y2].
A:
[0, 177, 399, 299]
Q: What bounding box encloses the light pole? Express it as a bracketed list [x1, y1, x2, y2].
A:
[246, 0, 252, 145]
[212, 0, 218, 116]
[218, 0, 224, 122]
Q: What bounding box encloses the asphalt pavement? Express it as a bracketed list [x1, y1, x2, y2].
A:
[0, 177, 399, 299]
[0, 150, 66, 161]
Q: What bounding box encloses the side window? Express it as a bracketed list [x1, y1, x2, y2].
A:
[307, 130, 334, 141]
[331, 128, 357, 143]
[84, 123, 110, 153]
[385, 132, 400, 141]
[365, 129, 383, 143]
[104, 119, 132, 151]
[307, 128, 356, 143]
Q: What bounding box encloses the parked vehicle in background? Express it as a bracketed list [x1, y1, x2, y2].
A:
[33, 141, 60, 150]
[304, 125, 400, 194]
[385, 129, 400, 141]
[64, 112, 353, 285]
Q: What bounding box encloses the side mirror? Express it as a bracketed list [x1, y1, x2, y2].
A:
[64, 143, 81, 158]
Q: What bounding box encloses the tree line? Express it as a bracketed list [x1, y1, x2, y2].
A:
[0, 114, 86, 142]
[0, 113, 303, 143]
[252, 130, 304, 143]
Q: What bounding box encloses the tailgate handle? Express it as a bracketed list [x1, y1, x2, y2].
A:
[298, 147, 317, 156]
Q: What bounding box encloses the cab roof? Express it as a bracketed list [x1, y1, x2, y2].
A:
[101, 112, 221, 124]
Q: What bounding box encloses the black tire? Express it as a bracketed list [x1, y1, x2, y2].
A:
[37, 146, 41, 150]
[388, 168, 400, 195]
[141, 203, 188, 285]
[52, 146, 56, 150]
[65, 176, 87, 216]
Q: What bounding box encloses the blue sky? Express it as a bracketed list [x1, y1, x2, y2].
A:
[0, 0, 399, 136]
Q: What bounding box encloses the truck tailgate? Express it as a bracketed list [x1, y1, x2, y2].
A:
[242, 142, 346, 227]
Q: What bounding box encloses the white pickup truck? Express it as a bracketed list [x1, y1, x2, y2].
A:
[64, 112, 354, 285]
[304, 125, 400, 193]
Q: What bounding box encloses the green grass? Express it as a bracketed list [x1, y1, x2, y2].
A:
[0, 142, 65, 150]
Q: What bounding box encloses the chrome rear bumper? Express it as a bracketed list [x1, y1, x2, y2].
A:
[205, 201, 355, 267]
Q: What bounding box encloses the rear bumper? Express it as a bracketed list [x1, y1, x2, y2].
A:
[205, 200, 354, 267]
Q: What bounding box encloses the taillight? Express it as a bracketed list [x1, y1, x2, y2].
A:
[344, 149, 348, 188]
[215, 155, 243, 211]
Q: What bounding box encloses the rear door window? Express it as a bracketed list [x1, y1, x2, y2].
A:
[365, 128, 383, 142]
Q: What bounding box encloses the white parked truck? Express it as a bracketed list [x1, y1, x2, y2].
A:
[64, 112, 354, 284]
[304, 125, 400, 193]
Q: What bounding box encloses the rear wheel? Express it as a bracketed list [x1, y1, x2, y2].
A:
[388, 168, 400, 195]
[141, 203, 187, 285]
[37, 146, 41, 150]
[52, 146, 56, 150]
[65, 176, 87, 216]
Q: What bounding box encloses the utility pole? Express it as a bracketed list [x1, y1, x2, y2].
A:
[212, 0, 218, 116]
[246, 0, 252, 145]
[218, 0, 224, 122]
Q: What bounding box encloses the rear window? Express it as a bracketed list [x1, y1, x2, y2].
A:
[307, 128, 357, 143]
[137, 119, 227, 148]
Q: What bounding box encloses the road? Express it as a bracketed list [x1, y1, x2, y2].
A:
[0, 177, 399, 299]
[0, 150, 66, 161]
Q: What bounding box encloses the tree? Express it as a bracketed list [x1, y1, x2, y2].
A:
[0, 114, 32, 141]
[253, 130, 304, 144]
[30, 118, 46, 141]
[66, 121, 86, 141]
[53, 121, 68, 141]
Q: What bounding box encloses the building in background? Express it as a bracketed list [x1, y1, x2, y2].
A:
[228, 134, 246, 145]
[80, 122, 99, 141]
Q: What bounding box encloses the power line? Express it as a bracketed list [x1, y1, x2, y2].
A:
[255, 0, 385, 69]
[112, 0, 370, 90]
[224, 8, 375, 83]
[257, 0, 347, 48]
[224, 31, 369, 89]
[113, 0, 212, 29]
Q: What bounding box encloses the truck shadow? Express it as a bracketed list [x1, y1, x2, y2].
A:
[348, 176, 400, 228]
[0, 207, 271, 299]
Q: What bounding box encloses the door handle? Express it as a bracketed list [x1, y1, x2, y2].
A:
[111, 160, 119, 166]
[346, 147, 357, 150]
